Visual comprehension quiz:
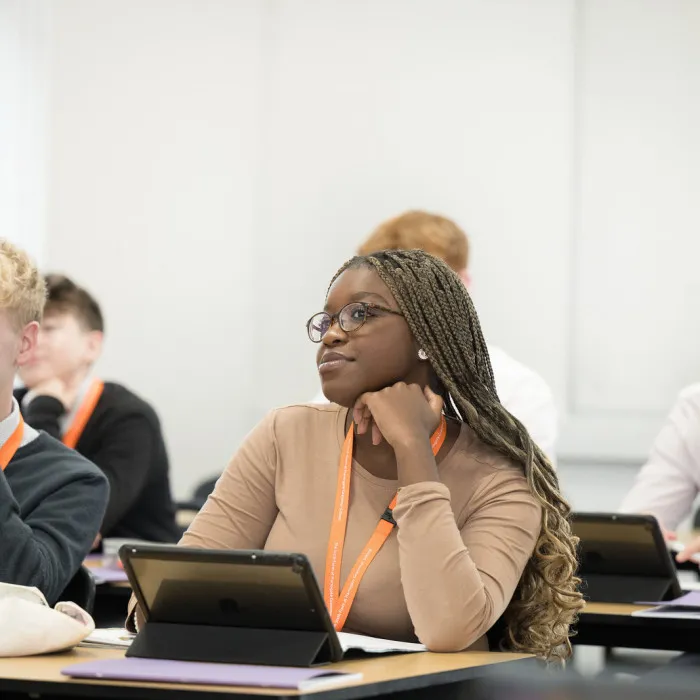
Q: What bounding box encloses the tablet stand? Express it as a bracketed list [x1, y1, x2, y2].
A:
[582, 574, 678, 603]
[127, 623, 335, 667]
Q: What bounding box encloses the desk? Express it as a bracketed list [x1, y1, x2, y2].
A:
[575, 603, 700, 652]
[0, 647, 532, 700]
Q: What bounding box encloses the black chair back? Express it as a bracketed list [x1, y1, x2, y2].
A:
[58, 565, 96, 614]
[192, 477, 218, 507]
[486, 613, 508, 651]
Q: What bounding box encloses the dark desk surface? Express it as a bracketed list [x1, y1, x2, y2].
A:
[0, 647, 532, 700]
[576, 602, 700, 652]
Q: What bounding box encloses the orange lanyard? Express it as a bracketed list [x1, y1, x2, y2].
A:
[324, 415, 447, 631]
[62, 379, 105, 449]
[0, 413, 25, 471]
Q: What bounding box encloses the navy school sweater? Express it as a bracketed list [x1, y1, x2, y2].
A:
[0, 433, 109, 604]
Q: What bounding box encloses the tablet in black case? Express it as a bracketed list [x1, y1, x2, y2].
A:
[572, 513, 682, 603]
[120, 544, 344, 667]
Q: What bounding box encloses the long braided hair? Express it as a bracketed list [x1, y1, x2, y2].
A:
[329, 249, 583, 661]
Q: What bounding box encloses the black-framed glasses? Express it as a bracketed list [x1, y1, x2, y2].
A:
[306, 302, 403, 343]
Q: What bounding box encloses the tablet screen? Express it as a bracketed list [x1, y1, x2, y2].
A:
[126, 550, 326, 631]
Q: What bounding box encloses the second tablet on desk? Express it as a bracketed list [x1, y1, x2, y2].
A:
[119, 544, 424, 667]
[572, 513, 682, 604]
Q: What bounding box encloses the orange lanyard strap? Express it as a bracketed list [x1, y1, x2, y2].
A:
[62, 379, 105, 449]
[324, 414, 447, 631]
[0, 413, 25, 471]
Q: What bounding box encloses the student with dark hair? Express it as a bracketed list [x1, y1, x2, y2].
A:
[129, 250, 581, 660]
[0, 241, 108, 603]
[15, 275, 179, 545]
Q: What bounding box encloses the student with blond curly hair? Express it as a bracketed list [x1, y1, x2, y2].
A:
[0, 239, 108, 604]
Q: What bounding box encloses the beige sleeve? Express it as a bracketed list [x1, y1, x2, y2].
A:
[126, 411, 280, 629]
[179, 411, 279, 550]
[392, 471, 541, 652]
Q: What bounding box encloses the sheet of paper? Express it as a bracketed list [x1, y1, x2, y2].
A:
[338, 631, 426, 654]
[636, 590, 700, 607]
[79, 628, 135, 648]
[632, 605, 700, 620]
[81, 626, 425, 656]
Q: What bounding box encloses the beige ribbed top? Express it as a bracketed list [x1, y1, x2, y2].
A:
[132, 403, 541, 651]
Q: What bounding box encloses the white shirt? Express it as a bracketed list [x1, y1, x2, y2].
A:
[620, 383, 700, 531]
[312, 344, 558, 463]
[0, 398, 38, 449]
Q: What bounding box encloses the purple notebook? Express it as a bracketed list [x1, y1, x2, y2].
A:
[61, 658, 362, 691]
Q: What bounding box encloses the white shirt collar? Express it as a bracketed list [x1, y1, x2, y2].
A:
[0, 398, 22, 448]
[58, 374, 95, 435]
[0, 398, 37, 449]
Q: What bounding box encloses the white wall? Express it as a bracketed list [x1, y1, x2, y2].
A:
[563, 0, 700, 461]
[253, 0, 575, 422]
[9, 0, 698, 499]
[44, 0, 264, 496]
[0, 0, 50, 263]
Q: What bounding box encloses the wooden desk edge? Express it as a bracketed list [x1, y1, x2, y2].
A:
[582, 602, 651, 616]
[0, 648, 532, 699]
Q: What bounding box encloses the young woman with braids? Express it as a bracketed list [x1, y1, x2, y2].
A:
[128, 250, 582, 660]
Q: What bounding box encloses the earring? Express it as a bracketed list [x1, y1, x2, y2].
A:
[418, 349, 428, 361]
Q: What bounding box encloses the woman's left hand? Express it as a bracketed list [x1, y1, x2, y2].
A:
[353, 383, 444, 450]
